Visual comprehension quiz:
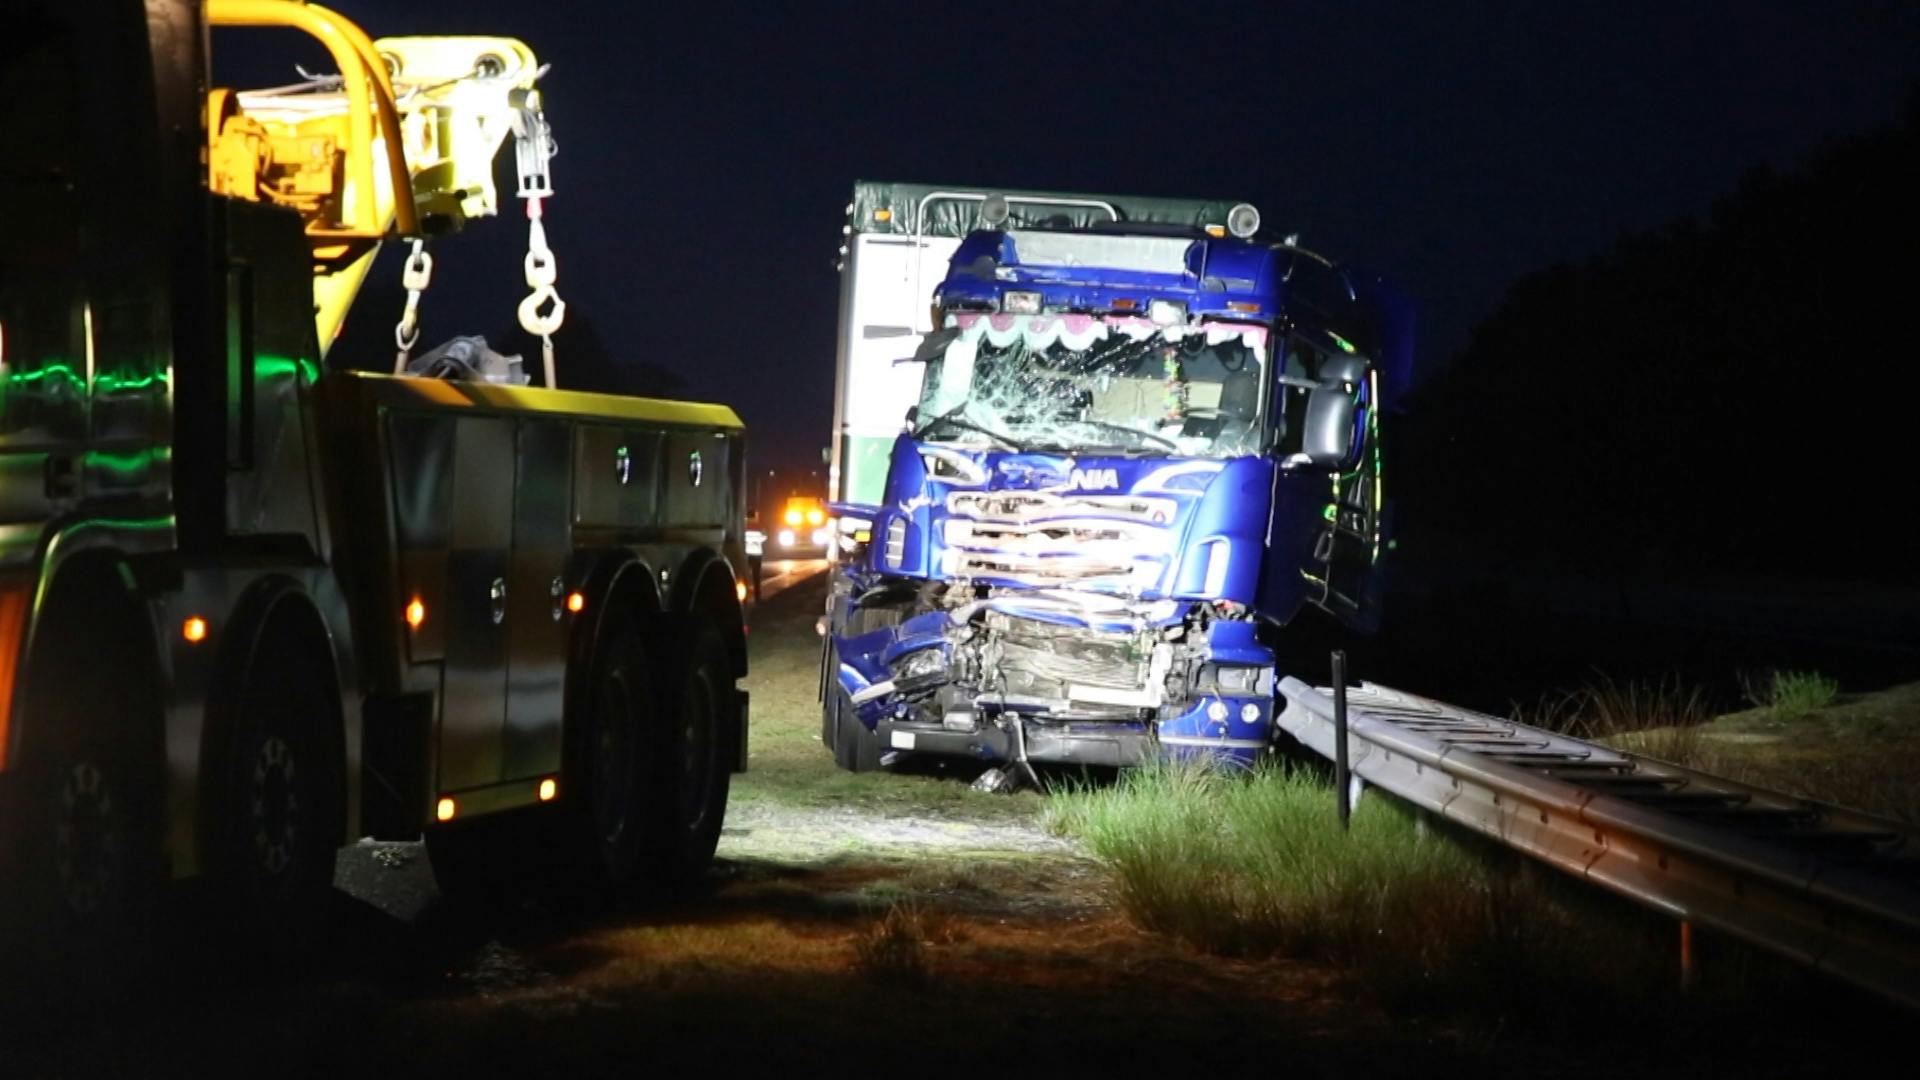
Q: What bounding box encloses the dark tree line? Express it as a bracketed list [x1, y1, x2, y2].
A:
[1396, 96, 1920, 586]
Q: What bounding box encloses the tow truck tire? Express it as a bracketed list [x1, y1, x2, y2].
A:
[642, 617, 735, 888]
[567, 622, 660, 892]
[13, 709, 164, 1002]
[208, 630, 344, 967]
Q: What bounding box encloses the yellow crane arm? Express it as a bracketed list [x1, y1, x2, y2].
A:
[204, 1, 546, 356]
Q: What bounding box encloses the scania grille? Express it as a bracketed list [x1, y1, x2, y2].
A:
[946, 490, 1177, 528]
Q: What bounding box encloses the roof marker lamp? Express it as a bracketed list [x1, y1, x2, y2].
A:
[1149, 299, 1187, 327]
[1002, 290, 1042, 315]
[1227, 203, 1261, 239]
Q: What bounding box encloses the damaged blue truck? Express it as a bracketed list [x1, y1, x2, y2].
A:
[820, 183, 1413, 782]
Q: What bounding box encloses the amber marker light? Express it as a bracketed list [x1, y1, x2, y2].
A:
[406, 598, 426, 629]
[538, 778, 558, 802]
[735, 580, 749, 602]
[436, 797, 456, 822]
[182, 616, 209, 643]
[566, 591, 586, 614]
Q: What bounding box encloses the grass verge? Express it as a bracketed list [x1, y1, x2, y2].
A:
[1048, 759, 1818, 1025]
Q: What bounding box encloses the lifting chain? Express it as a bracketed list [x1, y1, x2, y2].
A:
[392, 238, 434, 374]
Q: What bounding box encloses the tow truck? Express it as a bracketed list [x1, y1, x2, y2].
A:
[0, 0, 749, 980]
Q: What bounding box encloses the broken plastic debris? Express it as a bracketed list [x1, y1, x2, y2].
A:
[970, 767, 1016, 793]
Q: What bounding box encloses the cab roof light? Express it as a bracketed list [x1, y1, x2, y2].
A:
[1227, 203, 1261, 239]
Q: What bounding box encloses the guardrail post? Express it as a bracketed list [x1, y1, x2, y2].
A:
[1332, 650, 1350, 831]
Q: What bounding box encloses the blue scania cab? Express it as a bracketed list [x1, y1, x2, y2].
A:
[821, 185, 1412, 778]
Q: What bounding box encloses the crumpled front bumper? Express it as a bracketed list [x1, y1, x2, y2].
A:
[866, 693, 1273, 768]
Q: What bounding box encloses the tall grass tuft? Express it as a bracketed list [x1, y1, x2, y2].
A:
[1049, 759, 1799, 1023]
[1049, 761, 1485, 964]
[1521, 673, 1714, 763]
[851, 900, 935, 990]
[1746, 669, 1841, 720]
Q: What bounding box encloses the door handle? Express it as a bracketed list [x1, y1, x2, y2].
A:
[489, 577, 507, 625]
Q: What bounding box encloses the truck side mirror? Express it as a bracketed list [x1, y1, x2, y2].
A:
[1301, 355, 1369, 467]
[896, 327, 959, 366]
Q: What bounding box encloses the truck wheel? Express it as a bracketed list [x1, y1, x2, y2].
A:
[831, 686, 883, 773]
[15, 721, 164, 1000]
[644, 617, 735, 887]
[209, 636, 343, 965]
[569, 622, 658, 891]
[820, 643, 841, 749]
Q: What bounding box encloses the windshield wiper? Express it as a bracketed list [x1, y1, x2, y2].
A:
[1071, 419, 1180, 453]
[913, 403, 1022, 451]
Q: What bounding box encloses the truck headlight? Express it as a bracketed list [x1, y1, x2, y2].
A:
[892, 647, 946, 680]
[1003, 290, 1042, 315]
[778, 529, 796, 547]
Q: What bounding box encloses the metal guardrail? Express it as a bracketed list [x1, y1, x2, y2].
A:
[1275, 677, 1920, 1008]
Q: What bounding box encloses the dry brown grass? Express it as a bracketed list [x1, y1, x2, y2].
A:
[1528, 676, 1920, 824]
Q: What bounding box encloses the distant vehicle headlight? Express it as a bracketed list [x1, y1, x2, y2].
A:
[811, 527, 830, 546]
[778, 529, 796, 547]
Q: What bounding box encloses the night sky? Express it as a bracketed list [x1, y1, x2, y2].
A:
[297, 1, 1917, 473]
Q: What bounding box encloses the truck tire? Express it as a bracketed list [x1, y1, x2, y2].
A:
[207, 630, 344, 966]
[820, 642, 842, 749]
[13, 713, 164, 1001]
[831, 686, 883, 773]
[643, 617, 735, 888]
[569, 622, 659, 892]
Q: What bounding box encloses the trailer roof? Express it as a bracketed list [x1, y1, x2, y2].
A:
[847, 180, 1250, 238]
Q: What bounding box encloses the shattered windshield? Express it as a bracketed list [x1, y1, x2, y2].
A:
[913, 314, 1268, 459]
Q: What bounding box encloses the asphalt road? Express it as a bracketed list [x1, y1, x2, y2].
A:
[754, 557, 826, 601]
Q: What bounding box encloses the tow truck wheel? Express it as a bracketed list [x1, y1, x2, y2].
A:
[209, 631, 343, 966]
[642, 617, 735, 887]
[567, 622, 658, 892]
[15, 722, 163, 1001]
